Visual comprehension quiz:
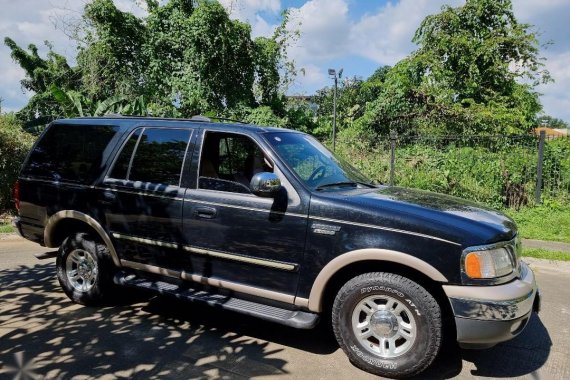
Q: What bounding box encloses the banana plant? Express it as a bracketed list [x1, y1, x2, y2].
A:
[50, 85, 148, 117]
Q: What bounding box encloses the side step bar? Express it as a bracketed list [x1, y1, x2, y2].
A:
[114, 271, 319, 329]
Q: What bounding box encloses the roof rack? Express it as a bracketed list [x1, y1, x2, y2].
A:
[209, 116, 246, 124]
[189, 115, 211, 122]
[97, 114, 247, 124]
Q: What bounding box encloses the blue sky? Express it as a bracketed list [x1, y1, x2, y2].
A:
[1, 0, 569, 122]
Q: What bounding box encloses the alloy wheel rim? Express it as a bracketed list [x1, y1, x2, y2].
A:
[351, 294, 417, 358]
[65, 249, 98, 293]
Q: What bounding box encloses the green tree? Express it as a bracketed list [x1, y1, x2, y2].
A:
[6, 0, 296, 122]
[313, 67, 389, 139]
[357, 0, 550, 137]
[78, 0, 146, 100]
[4, 38, 79, 128]
[0, 114, 35, 212]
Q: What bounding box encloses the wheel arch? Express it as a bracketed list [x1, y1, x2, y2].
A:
[44, 210, 120, 267]
[305, 249, 449, 313]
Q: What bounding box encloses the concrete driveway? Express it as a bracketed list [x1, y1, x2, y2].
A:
[1, 235, 569, 379]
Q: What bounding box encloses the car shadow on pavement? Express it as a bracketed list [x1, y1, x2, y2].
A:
[410, 312, 551, 379]
[0, 261, 552, 379]
[0, 262, 337, 379]
[459, 314, 552, 378]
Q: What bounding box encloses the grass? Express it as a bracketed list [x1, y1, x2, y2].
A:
[0, 223, 15, 234]
[505, 205, 570, 243]
[522, 247, 570, 261]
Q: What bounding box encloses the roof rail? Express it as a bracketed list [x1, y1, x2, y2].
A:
[209, 116, 247, 124]
[189, 115, 212, 122]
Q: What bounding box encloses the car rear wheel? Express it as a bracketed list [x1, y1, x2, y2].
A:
[56, 232, 116, 305]
[332, 272, 442, 379]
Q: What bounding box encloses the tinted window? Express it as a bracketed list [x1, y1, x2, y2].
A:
[23, 123, 120, 183]
[128, 128, 190, 186]
[265, 132, 371, 189]
[109, 129, 142, 179]
[199, 132, 273, 193]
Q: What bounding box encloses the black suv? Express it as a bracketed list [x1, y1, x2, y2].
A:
[14, 117, 540, 378]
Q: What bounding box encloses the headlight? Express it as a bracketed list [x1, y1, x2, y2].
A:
[464, 247, 514, 279]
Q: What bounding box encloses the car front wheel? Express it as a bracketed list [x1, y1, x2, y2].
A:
[332, 272, 442, 378]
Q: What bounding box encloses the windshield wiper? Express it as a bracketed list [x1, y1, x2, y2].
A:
[316, 181, 375, 191]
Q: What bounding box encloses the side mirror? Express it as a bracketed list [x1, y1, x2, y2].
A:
[250, 172, 281, 197]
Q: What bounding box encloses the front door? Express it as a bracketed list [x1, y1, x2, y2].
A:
[182, 130, 308, 296]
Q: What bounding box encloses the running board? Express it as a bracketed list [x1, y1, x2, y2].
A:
[113, 271, 319, 329]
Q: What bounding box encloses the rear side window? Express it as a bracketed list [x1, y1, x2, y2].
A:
[22, 123, 120, 183]
[109, 128, 191, 186]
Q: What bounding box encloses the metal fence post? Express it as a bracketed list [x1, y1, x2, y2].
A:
[535, 130, 546, 204]
[389, 130, 397, 186]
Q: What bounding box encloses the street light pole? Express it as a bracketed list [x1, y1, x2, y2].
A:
[332, 74, 337, 152]
[328, 68, 342, 152]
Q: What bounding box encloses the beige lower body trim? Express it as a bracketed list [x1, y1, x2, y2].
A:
[307, 248, 448, 313]
[294, 297, 309, 308]
[121, 260, 181, 278]
[120, 260, 295, 304]
[44, 210, 121, 267]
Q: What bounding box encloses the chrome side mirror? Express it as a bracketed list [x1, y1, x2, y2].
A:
[250, 172, 281, 197]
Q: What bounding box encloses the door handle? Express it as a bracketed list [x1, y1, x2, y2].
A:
[194, 206, 217, 219]
[100, 190, 117, 205]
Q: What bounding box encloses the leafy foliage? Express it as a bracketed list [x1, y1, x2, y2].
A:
[4, 38, 80, 128]
[506, 205, 570, 243]
[335, 130, 569, 209]
[351, 0, 550, 137]
[0, 114, 35, 212]
[5, 0, 295, 125]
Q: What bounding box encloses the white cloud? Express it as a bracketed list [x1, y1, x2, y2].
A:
[283, 0, 462, 96]
[219, 0, 281, 37]
[0, 0, 86, 112]
[350, 0, 462, 64]
[287, 0, 351, 63]
[284, 0, 570, 121]
[536, 52, 570, 120]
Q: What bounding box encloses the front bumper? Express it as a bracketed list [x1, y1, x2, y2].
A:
[443, 261, 539, 348]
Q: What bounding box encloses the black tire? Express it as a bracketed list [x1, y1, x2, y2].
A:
[332, 272, 442, 379]
[56, 232, 116, 305]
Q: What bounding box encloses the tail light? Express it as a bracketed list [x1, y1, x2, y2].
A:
[14, 180, 20, 212]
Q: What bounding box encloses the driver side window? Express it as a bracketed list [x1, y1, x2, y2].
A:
[198, 132, 273, 194]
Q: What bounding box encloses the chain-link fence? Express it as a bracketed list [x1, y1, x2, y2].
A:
[372, 132, 569, 209]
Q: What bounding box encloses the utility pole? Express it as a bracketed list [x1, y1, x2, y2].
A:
[328, 68, 343, 151]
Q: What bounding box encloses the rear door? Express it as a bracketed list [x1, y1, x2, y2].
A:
[100, 126, 194, 269]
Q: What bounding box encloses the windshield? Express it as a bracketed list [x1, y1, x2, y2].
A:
[264, 132, 374, 191]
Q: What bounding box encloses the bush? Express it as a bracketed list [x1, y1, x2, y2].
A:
[0, 114, 35, 213]
[335, 130, 570, 209]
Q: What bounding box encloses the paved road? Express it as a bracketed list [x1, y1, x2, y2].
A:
[1, 235, 569, 379]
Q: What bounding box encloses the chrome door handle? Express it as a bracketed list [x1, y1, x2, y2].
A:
[194, 206, 217, 219]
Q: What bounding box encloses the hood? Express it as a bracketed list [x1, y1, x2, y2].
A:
[312, 186, 516, 247]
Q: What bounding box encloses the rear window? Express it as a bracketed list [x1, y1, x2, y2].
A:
[108, 128, 191, 186]
[22, 123, 120, 183]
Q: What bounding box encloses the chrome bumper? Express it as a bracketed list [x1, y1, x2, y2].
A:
[443, 261, 539, 347]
